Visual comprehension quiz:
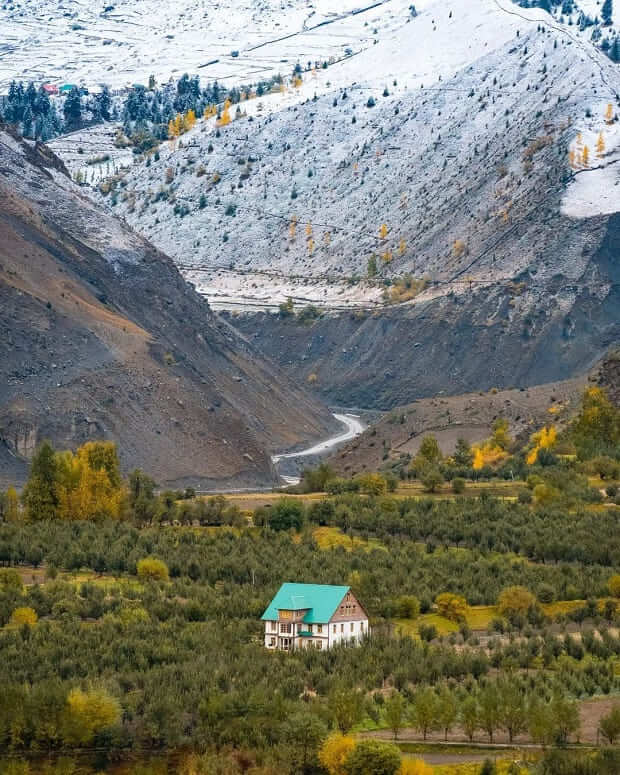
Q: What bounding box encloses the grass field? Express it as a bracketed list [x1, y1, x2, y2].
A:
[311, 526, 386, 552]
[396, 599, 601, 638]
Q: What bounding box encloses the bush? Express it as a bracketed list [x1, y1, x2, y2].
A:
[451, 477, 466, 494]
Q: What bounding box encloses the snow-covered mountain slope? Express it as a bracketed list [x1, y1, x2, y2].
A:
[2, 0, 617, 94]
[96, 0, 619, 311]
[0, 0, 415, 92]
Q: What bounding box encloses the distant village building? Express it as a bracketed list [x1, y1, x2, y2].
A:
[262, 583, 369, 650]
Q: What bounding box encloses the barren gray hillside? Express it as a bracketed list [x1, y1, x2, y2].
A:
[0, 129, 336, 489]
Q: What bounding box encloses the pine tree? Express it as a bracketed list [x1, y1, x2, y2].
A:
[63, 87, 82, 131]
[596, 132, 605, 157]
[96, 86, 111, 121]
[609, 36, 620, 62]
[601, 0, 613, 25]
[22, 441, 59, 521]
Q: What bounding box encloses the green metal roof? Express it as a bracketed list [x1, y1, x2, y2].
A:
[261, 583, 349, 623]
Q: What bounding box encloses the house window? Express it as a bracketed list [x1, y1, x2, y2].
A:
[340, 623, 344, 633]
[279, 610, 292, 619]
[316, 641, 322, 650]
[350, 622, 355, 633]
[361, 621, 365, 631]
[280, 623, 292, 634]
[271, 621, 277, 631]
[333, 624, 336, 633]
[269, 637, 276, 647]
[317, 624, 323, 634]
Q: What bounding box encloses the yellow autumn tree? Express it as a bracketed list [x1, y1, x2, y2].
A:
[398, 238, 406, 257]
[596, 132, 605, 157]
[305, 222, 313, 238]
[5, 486, 20, 522]
[9, 606, 38, 627]
[379, 223, 389, 239]
[568, 149, 577, 169]
[526, 425, 557, 464]
[453, 239, 467, 257]
[289, 216, 298, 240]
[308, 237, 315, 255]
[382, 249, 393, 263]
[183, 109, 196, 131]
[55, 441, 124, 521]
[61, 687, 121, 746]
[582, 145, 590, 167]
[203, 104, 217, 119]
[605, 103, 613, 124]
[435, 593, 468, 622]
[168, 117, 179, 140]
[217, 99, 231, 127]
[472, 419, 511, 470]
[137, 556, 169, 581]
[319, 733, 356, 775]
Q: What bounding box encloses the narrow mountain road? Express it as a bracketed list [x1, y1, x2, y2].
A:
[272, 413, 365, 464]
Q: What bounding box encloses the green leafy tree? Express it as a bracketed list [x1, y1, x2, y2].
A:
[497, 680, 527, 743]
[421, 467, 444, 493]
[436, 685, 457, 741]
[478, 684, 501, 743]
[384, 692, 406, 740]
[599, 704, 620, 744]
[411, 687, 437, 741]
[460, 694, 479, 742]
[284, 710, 327, 773]
[343, 740, 401, 775]
[328, 687, 364, 734]
[267, 498, 305, 531]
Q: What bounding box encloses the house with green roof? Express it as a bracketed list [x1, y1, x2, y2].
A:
[262, 583, 369, 650]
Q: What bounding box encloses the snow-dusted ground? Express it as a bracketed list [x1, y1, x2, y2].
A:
[562, 106, 620, 218]
[2, 0, 616, 94]
[0, 0, 410, 92]
[186, 269, 384, 310]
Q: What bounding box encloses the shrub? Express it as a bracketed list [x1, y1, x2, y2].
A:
[451, 477, 466, 494]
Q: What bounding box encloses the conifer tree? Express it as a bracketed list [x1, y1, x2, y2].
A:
[22, 441, 59, 521]
[596, 132, 605, 157]
[605, 102, 614, 124]
[581, 144, 590, 166]
[601, 0, 613, 25]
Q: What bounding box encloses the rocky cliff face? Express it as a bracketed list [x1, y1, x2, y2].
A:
[0, 129, 336, 488]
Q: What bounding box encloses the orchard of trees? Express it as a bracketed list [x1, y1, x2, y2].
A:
[0, 390, 618, 773]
